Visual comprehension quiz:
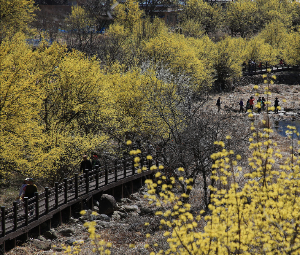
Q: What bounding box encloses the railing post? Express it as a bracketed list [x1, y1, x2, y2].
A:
[156, 152, 160, 167]
[105, 163, 108, 185]
[115, 160, 118, 182]
[123, 158, 127, 178]
[13, 201, 18, 231]
[140, 155, 144, 169]
[64, 179, 68, 204]
[132, 157, 135, 175]
[24, 197, 28, 225]
[35, 192, 39, 220]
[75, 174, 78, 199]
[45, 187, 49, 214]
[254, 63, 256, 73]
[148, 157, 152, 170]
[1, 206, 5, 236]
[95, 171, 99, 189]
[84, 169, 89, 194]
[55, 182, 59, 209]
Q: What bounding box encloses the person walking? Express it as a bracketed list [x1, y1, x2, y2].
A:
[246, 99, 250, 112]
[250, 96, 255, 110]
[91, 154, 100, 170]
[262, 97, 266, 111]
[239, 99, 244, 113]
[80, 155, 92, 172]
[16, 178, 28, 202]
[274, 97, 279, 114]
[22, 178, 37, 215]
[216, 97, 221, 112]
[257, 97, 262, 113]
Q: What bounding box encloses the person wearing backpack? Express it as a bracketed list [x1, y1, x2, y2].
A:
[22, 178, 37, 200]
[22, 178, 37, 215]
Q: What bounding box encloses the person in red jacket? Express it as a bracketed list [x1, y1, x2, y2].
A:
[249, 96, 255, 110]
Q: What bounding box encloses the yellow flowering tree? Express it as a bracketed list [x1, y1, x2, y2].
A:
[0, 33, 42, 178]
[0, 0, 37, 40]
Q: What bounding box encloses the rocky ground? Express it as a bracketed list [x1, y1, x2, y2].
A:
[6, 78, 300, 255]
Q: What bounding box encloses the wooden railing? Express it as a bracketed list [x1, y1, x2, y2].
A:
[0, 153, 159, 249]
[242, 62, 298, 75]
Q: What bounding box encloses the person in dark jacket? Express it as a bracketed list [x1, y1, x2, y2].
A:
[80, 155, 92, 172]
[216, 97, 221, 112]
[91, 154, 100, 169]
[274, 97, 279, 114]
[239, 99, 244, 113]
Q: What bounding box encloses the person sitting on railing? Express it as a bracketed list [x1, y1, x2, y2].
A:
[80, 155, 92, 172]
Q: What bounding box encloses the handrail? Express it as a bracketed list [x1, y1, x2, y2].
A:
[0, 153, 160, 244]
[242, 63, 298, 76]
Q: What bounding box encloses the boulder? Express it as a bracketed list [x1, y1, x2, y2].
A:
[43, 229, 58, 240]
[111, 211, 121, 221]
[32, 239, 51, 250]
[65, 239, 76, 246]
[98, 194, 117, 215]
[139, 207, 155, 215]
[95, 220, 111, 229]
[59, 228, 75, 237]
[130, 193, 140, 201]
[123, 205, 139, 212]
[120, 198, 132, 203]
[97, 214, 111, 222]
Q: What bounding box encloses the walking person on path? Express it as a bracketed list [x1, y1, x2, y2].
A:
[239, 99, 244, 113]
[22, 178, 37, 215]
[262, 97, 266, 111]
[246, 99, 250, 112]
[250, 96, 255, 110]
[80, 155, 92, 172]
[274, 97, 279, 114]
[257, 97, 262, 113]
[216, 97, 221, 112]
[16, 178, 28, 201]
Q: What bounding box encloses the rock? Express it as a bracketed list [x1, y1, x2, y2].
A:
[43, 229, 58, 240]
[130, 193, 140, 201]
[95, 220, 111, 229]
[111, 211, 121, 221]
[97, 214, 111, 222]
[37, 236, 47, 241]
[68, 217, 79, 224]
[139, 207, 154, 215]
[116, 211, 127, 219]
[52, 246, 63, 252]
[98, 194, 117, 215]
[286, 112, 297, 116]
[123, 205, 139, 212]
[59, 228, 75, 237]
[93, 206, 99, 211]
[65, 239, 76, 246]
[32, 239, 51, 250]
[120, 198, 132, 203]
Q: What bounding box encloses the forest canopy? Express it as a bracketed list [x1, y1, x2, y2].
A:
[1, 0, 300, 184]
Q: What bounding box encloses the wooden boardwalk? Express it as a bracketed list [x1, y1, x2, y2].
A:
[242, 63, 298, 76]
[0, 154, 158, 253]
